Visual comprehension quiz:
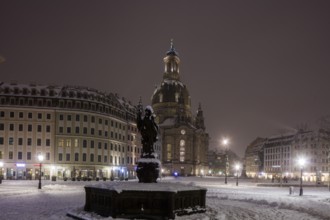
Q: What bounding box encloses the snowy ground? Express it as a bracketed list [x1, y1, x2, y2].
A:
[0, 177, 329, 220]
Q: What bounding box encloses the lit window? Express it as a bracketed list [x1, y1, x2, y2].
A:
[74, 139, 78, 147]
[175, 93, 179, 102]
[180, 140, 185, 147]
[167, 144, 172, 161]
[159, 94, 163, 103]
[180, 139, 185, 162]
[66, 139, 71, 147]
[9, 137, 14, 145]
[58, 139, 64, 147]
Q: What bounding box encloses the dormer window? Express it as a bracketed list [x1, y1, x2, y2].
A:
[31, 89, 37, 95]
[175, 93, 179, 102]
[23, 88, 28, 95]
[159, 94, 163, 103]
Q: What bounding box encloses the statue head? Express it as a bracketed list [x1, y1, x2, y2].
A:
[145, 106, 154, 117]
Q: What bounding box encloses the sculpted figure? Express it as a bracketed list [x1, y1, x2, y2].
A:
[137, 105, 158, 157]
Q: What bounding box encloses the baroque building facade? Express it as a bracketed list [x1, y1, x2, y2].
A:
[0, 82, 141, 180]
[244, 137, 266, 178]
[151, 42, 209, 176]
[207, 149, 241, 176]
[244, 129, 330, 183]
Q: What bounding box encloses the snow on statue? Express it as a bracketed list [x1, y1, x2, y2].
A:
[136, 104, 159, 157]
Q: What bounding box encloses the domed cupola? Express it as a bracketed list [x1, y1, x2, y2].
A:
[151, 40, 192, 124]
[163, 39, 180, 81]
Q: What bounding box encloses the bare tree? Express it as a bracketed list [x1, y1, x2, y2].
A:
[317, 115, 330, 131]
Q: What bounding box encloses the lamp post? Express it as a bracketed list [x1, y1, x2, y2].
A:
[235, 164, 240, 186]
[328, 152, 330, 192]
[222, 138, 229, 184]
[38, 155, 44, 189]
[0, 162, 3, 184]
[298, 157, 305, 196]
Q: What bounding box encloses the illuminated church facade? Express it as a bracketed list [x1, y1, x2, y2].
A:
[151, 42, 209, 176]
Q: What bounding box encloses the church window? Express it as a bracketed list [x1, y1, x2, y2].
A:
[166, 63, 171, 72]
[180, 139, 185, 146]
[180, 139, 185, 162]
[166, 144, 172, 161]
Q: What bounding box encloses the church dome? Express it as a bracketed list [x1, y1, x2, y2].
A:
[152, 80, 190, 106]
[151, 41, 192, 124]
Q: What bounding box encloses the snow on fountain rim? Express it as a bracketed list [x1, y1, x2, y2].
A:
[86, 181, 206, 194]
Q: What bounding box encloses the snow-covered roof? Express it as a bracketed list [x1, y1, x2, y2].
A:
[268, 132, 297, 140]
[0, 81, 137, 117]
[162, 79, 184, 87]
[159, 118, 176, 127]
[153, 79, 185, 96]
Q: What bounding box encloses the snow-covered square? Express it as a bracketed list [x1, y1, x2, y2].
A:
[0, 176, 330, 220]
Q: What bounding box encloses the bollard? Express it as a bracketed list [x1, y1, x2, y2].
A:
[289, 186, 294, 195]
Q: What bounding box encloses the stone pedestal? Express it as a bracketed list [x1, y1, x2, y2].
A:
[136, 158, 160, 183]
[83, 182, 207, 219]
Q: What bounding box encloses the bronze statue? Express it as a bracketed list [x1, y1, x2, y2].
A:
[136, 99, 160, 183]
[137, 104, 158, 157]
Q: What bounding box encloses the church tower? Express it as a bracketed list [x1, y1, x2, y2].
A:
[152, 40, 192, 125]
[195, 103, 206, 131]
[151, 41, 209, 176]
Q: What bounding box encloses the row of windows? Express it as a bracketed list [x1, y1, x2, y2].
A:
[57, 153, 137, 165]
[58, 139, 141, 153]
[58, 126, 133, 141]
[59, 114, 128, 129]
[265, 154, 290, 160]
[0, 123, 51, 132]
[0, 111, 51, 120]
[294, 144, 329, 149]
[0, 150, 139, 165]
[0, 110, 138, 131]
[0, 136, 141, 153]
[0, 97, 135, 121]
[0, 137, 51, 146]
[0, 123, 135, 142]
[0, 151, 51, 160]
[265, 147, 290, 154]
[0, 149, 140, 164]
[0, 110, 138, 137]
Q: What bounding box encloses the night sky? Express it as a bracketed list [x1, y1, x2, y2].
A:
[1, 1, 330, 157]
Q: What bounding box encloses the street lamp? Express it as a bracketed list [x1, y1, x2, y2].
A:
[222, 138, 229, 184]
[38, 155, 44, 189]
[328, 152, 330, 192]
[298, 157, 305, 196]
[235, 164, 240, 186]
[0, 162, 3, 184]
